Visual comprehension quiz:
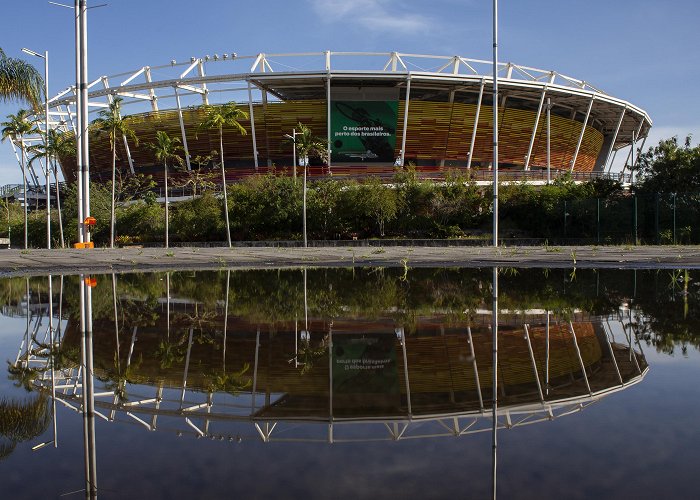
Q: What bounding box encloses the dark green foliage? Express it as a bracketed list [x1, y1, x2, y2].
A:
[12, 135, 700, 245]
[228, 173, 302, 239]
[170, 192, 224, 242]
[634, 135, 700, 194]
[0, 394, 51, 459]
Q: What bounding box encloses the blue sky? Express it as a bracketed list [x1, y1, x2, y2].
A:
[1, 0, 698, 184]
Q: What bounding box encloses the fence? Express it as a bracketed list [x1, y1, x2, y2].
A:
[520, 193, 699, 245]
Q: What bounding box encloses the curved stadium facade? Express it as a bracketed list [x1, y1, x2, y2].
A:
[48, 52, 652, 184]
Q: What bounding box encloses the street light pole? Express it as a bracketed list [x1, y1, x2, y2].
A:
[285, 129, 306, 247]
[21, 48, 51, 249]
[303, 156, 307, 248]
[292, 128, 297, 181]
[285, 128, 299, 181]
[492, 0, 499, 248]
[79, 0, 91, 245]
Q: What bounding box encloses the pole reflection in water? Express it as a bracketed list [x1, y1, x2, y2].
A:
[79, 274, 98, 498]
[9, 268, 657, 497]
[492, 267, 498, 500]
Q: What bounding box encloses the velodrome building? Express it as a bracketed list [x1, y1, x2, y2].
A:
[47, 51, 652, 184]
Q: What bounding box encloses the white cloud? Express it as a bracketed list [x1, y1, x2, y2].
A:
[309, 0, 434, 32]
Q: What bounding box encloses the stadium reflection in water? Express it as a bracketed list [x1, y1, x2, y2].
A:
[10, 267, 650, 499]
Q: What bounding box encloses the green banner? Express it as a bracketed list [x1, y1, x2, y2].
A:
[332, 333, 398, 396]
[330, 101, 398, 163]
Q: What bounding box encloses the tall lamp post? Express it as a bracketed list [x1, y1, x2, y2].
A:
[21, 48, 51, 249]
[285, 129, 307, 247]
[492, 0, 499, 248]
[285, 128, 299, 182]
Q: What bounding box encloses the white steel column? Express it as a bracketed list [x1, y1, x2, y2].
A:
[467, 79, 485, 169]
[546, 98, 551, 184]
[568, 322, 592, 396]
[144, 67, 158, 112]
[633, 133, 647, 182]
[198, 60, 209, 105]
[524, 87, 547, 170]
[400, 75, 411, 166]
[466, 327, 484, 410]
[101, 77, 135, 174]
[604, 106, 627, 172]
[523, 324, 544, 403]
[247, 81, 259, 170]
[399, 329, 412, 417]
[621, 120, 645, 174]
[326, 76, 332, 170]
[173, 87, 191, 171]
[441, 89, 455, 168]
[569, 97, 595, 173]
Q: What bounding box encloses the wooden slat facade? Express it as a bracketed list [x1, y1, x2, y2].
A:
[60, 99, 604, 183]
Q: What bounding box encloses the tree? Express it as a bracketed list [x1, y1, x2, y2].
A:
[197, 102, 249, 247]
[147, 131, 183, 248]
[0, 48, 42, 109]
[28, 129, 74, 248]
[292, 122, 328, 167]
[1, 110, 38, 248]
[92, 97, 138, 247]
[634, 135, 700, 194]
[357, 176, 398, 237]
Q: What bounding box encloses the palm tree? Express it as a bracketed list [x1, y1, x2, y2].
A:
[1, 110, 38, 249]
[0, 48, 42, 109]
[28, 129, 73, 248]
[197, 102, 249, 247]
[293, 122, 328, 166]
[92, 97, 138, 247]
[147, 131, 183, 248]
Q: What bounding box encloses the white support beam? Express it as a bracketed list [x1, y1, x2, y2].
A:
[64, 104, 77, 132]
[114, 90, 158, 101]
[247, 81, 259, 170]
[633, 134, 647, 170]
[604, 106, 627, 172]
[144, 67, 158, 111]
[400, 75, 411, 166]
[621, 120, 646, 174]
[467, 79, 485, 169]
[250, 53, 264, 72]
[179, 60, 200, 79]
[458, 57, 478, 74]
[524, 324, 545, 403]
[569, 96, 595, 173]
[173, 87, 191, 171]
[524, 87, 547, 170]
[176, 84, 206, 95]
[326, 74, 332, 169]
[101, 77, 136, 175]
[119, 67, 146, 87]
[506, 63, 514, 79]
[569, 322, 592, 396]
[197, 60, 209, 105]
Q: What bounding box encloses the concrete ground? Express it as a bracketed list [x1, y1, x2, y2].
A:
[0, 245, 699, 277]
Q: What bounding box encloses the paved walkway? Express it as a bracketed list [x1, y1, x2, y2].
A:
[1, 245, 699, 277]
